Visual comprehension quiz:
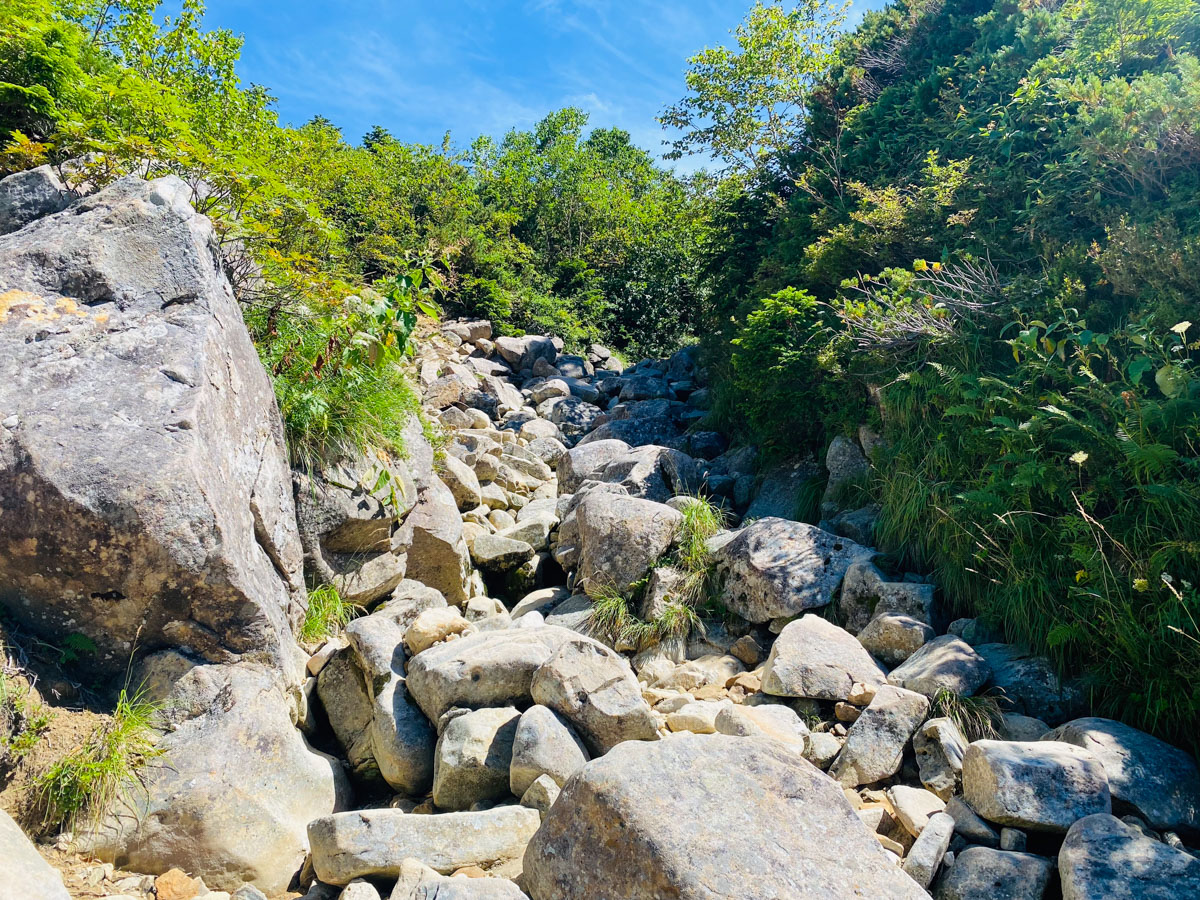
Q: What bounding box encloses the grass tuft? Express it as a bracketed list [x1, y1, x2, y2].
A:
[36, 686, 163, 833]
[298, 584, 359, 644]
[930, 689, 1005, 742]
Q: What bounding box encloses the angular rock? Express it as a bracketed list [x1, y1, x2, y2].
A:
[509, 705, 589, 796]
[295, 452, 415, 554]
[405, 627, 576, 721]
[575, 494, 681, 596]
[596, 445, 700, 503]
[308, 806, 541, 884]
[857, 613, 934, 666]
[830, 684, 930, 787]
[520, 773, 561, 818]
[494, 335, 556, 372]
[0, 176, 305, 674]
[974, 644, 1086, 726]
[915, 717, 969, 801]
[888, 785, 947, 837]
[934, 847, 1055, 900]
[369, 676, 436, 794]
[433, 707, 521, 811]
[1042, 717, 1200, 832]
[709, 519, 875, 623]
[762, 615, 887, 701]
[0, 807, 70, 899]
[396, 478, 470, 605]
[962, 740, 1111, 832]
[887, 635, 990, 699]
[405, 607, 473, 656]
[665, 699, 731, 734]
[839, 562, 937, 633]
[530, 637, 658, 754]
[744, 459, 821, 521]
[317, 647, 377, 778]
[558, 439, 631, 493]
[903, 811, 954, 889]
[1058, 813, 1200, 900]
[440, 454, 483, 511]
[576, 416, 684, 450]
[470, 534, 535, 573]
[0, 165, 71, 234]
[522, 733, 928, 900]
[821, 435, 870, 519]
[944, 797, 1000, 847]
[86, 662, 350, 894]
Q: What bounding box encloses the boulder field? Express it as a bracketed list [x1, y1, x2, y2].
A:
[0, 171, 1197, 900]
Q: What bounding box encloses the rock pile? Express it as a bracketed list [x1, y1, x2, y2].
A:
[1, 170, 1197, 900]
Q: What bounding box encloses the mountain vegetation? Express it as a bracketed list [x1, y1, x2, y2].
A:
[2, 0, 1197, 753]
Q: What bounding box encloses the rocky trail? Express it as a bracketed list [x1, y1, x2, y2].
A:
[0, 172, 1198, 900]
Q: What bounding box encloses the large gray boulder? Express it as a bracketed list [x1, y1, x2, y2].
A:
[405, 626, 577, 721]
[839, 562, 936, 632]
[596, 445, 700, 503]
[308, 806, 541, 884]
[530, 637, 658, 754]
[522, 733, 928, 899]
[709, 519, 875, 623]
[0, 165, 71, 234]
[744, 459, 821, 520]
[558, 439, 631, 493]
[433, 707, 521, 811]
[887, 635, 990, 698]
[0, 176, 305, 674]
[934, 847, 1055, 900]
[1042, 717, 1200, 832]
[494, 335, 556, 372]
[85, 661, 351, 894]
[1058, 813, 1200, 899]
[509, 705, 589, 796]
[974, 643, 1085, 726]
[830, 684, 930, 787]
[0, 807, 70, 900]
[962, 740, 1111, 832]
[317, 646, 379, 780]
[390, 858, 529, 899]
[575, 494, 681, 596]
[762, 614, 888, 701]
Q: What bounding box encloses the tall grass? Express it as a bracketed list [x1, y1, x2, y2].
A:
[298, 584, 359, 644]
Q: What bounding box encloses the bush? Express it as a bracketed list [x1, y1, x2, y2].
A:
[726, 287, 861, 456]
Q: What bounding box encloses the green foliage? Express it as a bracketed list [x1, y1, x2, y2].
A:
[0, 671, 53, 764]
[298, 585, 359, 645]
[36, 686, 163, 832]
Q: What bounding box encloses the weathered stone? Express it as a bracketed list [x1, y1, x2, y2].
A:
[495, 335, 556, 372]
[317, 647, 377, 778]
[433, 707, 521, 811]
[974, 643, 1085, 726]
[830, 684, 930, 787]
[962, 740, 1111, 832]
[944, 797, 1000, 847]
[530, 637, 658, 754]
[369, 676, 436, 794]
[389, 858, 529, 900]
[0, 176, 305, 674]
[803, 731, 844, 769]
[665, 699, 731, 734]
[339, 881, 381, 900]
[295, 452, 415, 554]
[0, 807, 70, 899]
[652, 653, 744, 692]
[542, 594, 594, 634]
[934, 847, 1055, 900]
[470, 534, 535, 573]
[709, 519, 875, 623]
[520, 773, 561, 819]
[440, 454, 483, 511]
[406, 627, 576, 721]
[821, 435, 870, 519]
[405, 607, 473, 656]
[396, 478, 470, 606]
[888, 785, 948, 837]
[857, 613, 934, 666]
[713, 703, 808, 753]
[595, 445, 700, 503]
[0, 165, 71, 234]
[575, 494, 681, 596]
[1000, 713, 1051, 742]
[744, 459, 821, 521]
[903, 812, 954, 889]
[557, 439, 632, 492]
[308, 806, 540, 884]
[762, 615, 888, 701]
[1058, 813, 1200, 900]
[509, 705, 589, 796]
[85, 663, 350, 894]
[915, 717, 969, 801]
[1042, 717, 1200, 832]
[839, 562, 937, 633]
[522, 733, 928, 900]
[887, 635, 991, 698]
[509, 587, 572, 621]
[576, 416, 684, 451]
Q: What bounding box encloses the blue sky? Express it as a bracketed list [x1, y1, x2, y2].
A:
[201, 0, 888, 167]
